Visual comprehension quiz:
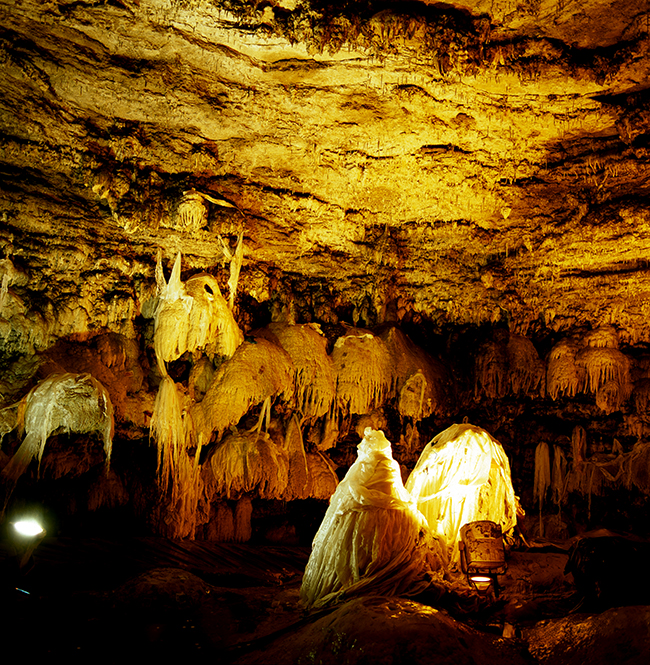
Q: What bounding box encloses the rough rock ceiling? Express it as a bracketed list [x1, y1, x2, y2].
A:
[2, 0, 650, 361]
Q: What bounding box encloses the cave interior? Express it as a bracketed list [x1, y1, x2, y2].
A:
[2, 1, 650, 663]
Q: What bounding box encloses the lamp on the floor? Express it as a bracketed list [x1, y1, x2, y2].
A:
[459, 520, 506, 595]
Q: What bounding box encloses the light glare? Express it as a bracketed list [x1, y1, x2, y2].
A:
[13, 518, 45, 537]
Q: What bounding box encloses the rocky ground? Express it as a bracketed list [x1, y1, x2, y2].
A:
[1, 531, 648, 664]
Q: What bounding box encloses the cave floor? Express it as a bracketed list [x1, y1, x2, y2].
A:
[0, 535, 646, 664]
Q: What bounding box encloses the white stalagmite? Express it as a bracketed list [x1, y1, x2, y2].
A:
[300, 428, 445, 609]
[2, 373, 114, 483]
[406, 423, 519, 566]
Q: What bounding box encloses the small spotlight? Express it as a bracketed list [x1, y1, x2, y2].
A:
[13, 518, 46, 538]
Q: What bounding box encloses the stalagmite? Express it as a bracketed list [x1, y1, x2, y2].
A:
[406, 423, 519, 566]
[301, 428, 444, 609]
[551, 445, 568, 507]
[282, 414, 309, 500]
[534, 441, 551, 534]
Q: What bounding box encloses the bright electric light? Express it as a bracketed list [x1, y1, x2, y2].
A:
[469, 575, 493, 592]
[13, 518, 45, 537]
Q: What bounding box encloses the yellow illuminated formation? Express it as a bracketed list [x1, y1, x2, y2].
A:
[406, 423, 519, 566]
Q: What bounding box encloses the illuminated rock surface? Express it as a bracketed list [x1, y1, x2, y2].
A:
[2, 0, 650, 345]
[2, 2, 650, 661]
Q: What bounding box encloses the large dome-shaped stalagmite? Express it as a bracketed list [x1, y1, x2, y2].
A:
[2, 1, 650, 663]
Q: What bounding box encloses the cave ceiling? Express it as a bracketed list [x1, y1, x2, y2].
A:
[2, 0, 650, 367]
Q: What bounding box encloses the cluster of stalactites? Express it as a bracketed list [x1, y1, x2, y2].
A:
[532, 425, 650, 530]
[153, 251, 243, 374]
[149, 251, 246, 534]
[331, 326, 449, 423]
[547, 325, 632, 413]
[474, 332, 544, 399]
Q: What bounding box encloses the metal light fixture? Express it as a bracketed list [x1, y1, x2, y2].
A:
[459, 520, 507, 595]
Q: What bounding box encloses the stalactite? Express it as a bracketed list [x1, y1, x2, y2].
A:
[332, 329, 392, 416]
[208, 429, 290, 500]
[191, 337, 294, 444]
[534, 441, 551, 535]
[266, 323, 336, 420]
[507, 334, 544, 395]
[551, 445, 567, 508]
[474, 339, 508, 399]
[547, 337, 584, 399]
[1, 373, 114, 486]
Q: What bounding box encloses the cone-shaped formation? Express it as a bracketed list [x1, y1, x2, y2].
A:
[300, 427, 445, 609]
[406, 423, 518, 566]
